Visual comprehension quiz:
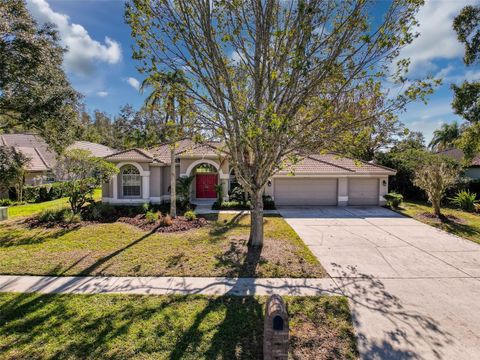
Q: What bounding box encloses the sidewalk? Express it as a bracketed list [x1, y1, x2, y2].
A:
[0, 275, 336, 296]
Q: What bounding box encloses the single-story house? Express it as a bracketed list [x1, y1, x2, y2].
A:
[0, 134, 116, 185]
[437, 148, 480, 180]
[102, 139, 395, 206]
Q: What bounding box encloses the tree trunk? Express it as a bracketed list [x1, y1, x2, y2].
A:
[248, 190, 264, 247]
[170, 145, 176, 218]
[433, 198, 441, 217]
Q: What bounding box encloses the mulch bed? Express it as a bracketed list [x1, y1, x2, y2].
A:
[25, 214, 208, 233]
[418, 212, 466, 224]
[117, 214, 208, 233]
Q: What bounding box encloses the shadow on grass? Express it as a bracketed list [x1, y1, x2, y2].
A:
[0, 222, 79, 248]
[0, 291, 265, 359]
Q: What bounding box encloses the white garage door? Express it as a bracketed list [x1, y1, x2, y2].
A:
[348, 178, 379, 206]
[274, 178, 338, 206]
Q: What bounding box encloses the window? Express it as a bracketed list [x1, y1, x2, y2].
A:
[195, 163, 217, 173]
[122, 165, 141, 197]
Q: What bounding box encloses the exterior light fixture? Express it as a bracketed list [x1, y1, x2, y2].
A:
[382, 180, 387, 186]
[267, 180, 272, 187]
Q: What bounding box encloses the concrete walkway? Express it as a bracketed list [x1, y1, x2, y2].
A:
[0, 275, 336, 296]
[279, 206, 480, 360]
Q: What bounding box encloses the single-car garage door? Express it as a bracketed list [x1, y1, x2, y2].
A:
[348, 178, 379, 205]
[274, 178, 338, 206]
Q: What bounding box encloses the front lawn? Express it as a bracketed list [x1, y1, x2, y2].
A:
[397, 201, 480, 245]
[7, 189, 102, 219]
[0, 213, 326, 278]
[0, 292, 357, 360]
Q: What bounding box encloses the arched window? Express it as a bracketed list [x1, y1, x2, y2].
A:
[195, 163, 217, 173]
[121, 165, 141, 197]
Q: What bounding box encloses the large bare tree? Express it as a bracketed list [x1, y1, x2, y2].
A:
[126, 0, 435, 246]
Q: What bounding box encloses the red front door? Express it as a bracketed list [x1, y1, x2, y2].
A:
[196, 174, 218, 198]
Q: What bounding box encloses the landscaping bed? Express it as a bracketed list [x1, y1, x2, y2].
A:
[396, 201, 480, 244]
[0, 213, 326, 278]
[0, 292, 357, 360]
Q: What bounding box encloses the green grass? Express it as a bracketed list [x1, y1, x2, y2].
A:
[0, 292, 357, 360]
[0, 213, 326, 278]
[397, 201, 480, 244]
[7, 189, 102, 218]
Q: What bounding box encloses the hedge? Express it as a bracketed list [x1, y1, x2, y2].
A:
[24, 182, 66, 203]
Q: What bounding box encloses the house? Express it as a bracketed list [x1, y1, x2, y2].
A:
[102, 139, 395, 206]
[0, 134, 116, 185]
[437, 148, 480, 180]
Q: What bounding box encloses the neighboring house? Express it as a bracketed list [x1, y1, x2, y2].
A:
[437, 148, 480, 180]
[0, 134, 116, 185]
[103, 139, 395, 206]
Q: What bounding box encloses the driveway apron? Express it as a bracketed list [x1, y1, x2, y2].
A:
[279, 206, 480, 360]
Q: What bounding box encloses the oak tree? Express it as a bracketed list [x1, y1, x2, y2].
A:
[127, 0, 435, 246]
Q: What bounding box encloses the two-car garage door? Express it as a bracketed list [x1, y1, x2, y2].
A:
[274, 178, 338, 206]
[273, 177, 380, 206]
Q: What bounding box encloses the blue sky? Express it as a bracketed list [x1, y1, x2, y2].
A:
[26, 0, 480, 143]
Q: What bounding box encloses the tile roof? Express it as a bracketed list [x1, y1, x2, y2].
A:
[1, 133, 56, 168]
[13, 147, 50, 171]
[277, 154, 396, 175]
[104, 148, 155, 162]
[437, 148, 480, 167]
[148, 139, 222, 164]
[107, 139, 395, 175]
[67, 141, 116, 158]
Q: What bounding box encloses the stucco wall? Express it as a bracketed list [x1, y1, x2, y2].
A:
[161, 165, 180, 196]
[180, 157, 228, 175]
[149, 166, 161, 197]
[102, 182, 111, 198]
[24, 172, 47, 186]
[379, 177, 388, 205]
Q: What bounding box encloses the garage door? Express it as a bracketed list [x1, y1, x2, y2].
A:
[348, 178, 379, 205]
[274, 178, 338, 206]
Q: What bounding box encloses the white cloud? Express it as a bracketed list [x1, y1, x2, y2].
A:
[27, 0, 122, 76]
[97, 91, 108, 97]
[127, 77, 140, 91]
[398, 0, 478, 75]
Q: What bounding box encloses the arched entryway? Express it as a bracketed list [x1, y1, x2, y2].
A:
[193, 163, 218, 199]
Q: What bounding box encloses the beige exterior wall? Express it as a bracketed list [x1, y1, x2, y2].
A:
[149, 166, 162, 197]
[102, 182, 111, 198]
[379, 176, 389, 205]
[161, 165, 180, 196]
[24, 172, 47, 186]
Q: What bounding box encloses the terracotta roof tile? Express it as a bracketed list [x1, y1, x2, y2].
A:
[104, 148, 155, 162]
[67, 141, 116, 157]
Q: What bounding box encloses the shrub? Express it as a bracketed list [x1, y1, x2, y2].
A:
[82, 203, 116, 221]
[24, 182, 65, 203]
[212, 200, 249, 210]
[145, 210, 159, 223]
[63, 211, 82, 224]
[262, 195, 276, 210]
[383, 192, 403, 208]
[0, 199, 13, 207]
[474, 203, 480, 213]
[38, 208, 68, 223]
[142, 202, 151, 213]
[160, 214, 173, 227]
[229, 186, 248, 204]
[450, 190, 478, 212]
[184, 210, 196, 221]
[214, 184, 224, 204]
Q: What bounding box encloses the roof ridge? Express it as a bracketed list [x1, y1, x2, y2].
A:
[325, 152, 396, 173]
[306, 155, 355, 172]
[34, 147, 51, 169]
[105, 147, 152, 159]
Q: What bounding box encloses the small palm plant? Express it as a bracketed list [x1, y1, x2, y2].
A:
[449, 190, 478, 212]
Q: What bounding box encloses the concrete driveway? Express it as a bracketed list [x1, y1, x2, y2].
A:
[278, 206, 480, 360]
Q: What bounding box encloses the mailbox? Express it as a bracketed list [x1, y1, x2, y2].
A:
[0, 207, 7, 221]
[264, 294, 289, 360]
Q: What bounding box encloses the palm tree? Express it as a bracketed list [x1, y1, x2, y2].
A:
[141, 70, 189, 217]
[429, 122, 461, 151]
